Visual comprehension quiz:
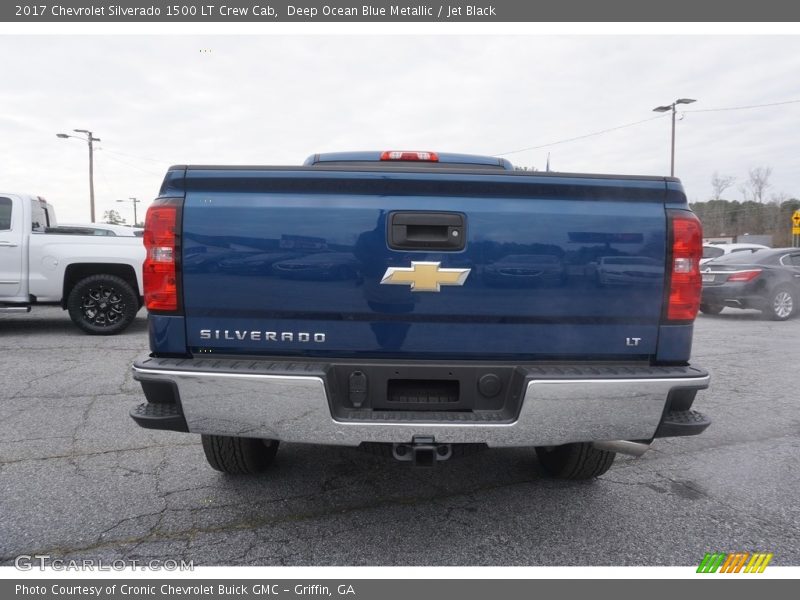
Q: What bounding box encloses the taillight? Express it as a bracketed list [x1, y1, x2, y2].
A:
[143, 199, 181, 312]
[727, 269, 762, 282]
[666, 210, 703, 321]
[380, 150, 439, 162]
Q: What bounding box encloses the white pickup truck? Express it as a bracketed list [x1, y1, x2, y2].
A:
[0, 193, 145, 334]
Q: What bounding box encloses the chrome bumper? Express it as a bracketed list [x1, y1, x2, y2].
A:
[132, 359, 709, 448]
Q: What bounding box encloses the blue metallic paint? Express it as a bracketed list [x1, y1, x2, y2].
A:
[161, 167, 688, 361]
[655, 324, 694, 363]
[148, 315, 188, 356]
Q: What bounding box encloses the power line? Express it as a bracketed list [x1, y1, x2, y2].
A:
[494, 98, 800, 158]
[494, 114, 668, 157]
[684, 99, 800, 113]
[99, 147, 166, 164]
[99, 151, 162, 175]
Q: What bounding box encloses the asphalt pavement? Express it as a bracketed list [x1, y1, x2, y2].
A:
[1, 306, 798, 566]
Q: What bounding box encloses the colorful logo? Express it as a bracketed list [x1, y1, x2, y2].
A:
[697, 552, 773, 573]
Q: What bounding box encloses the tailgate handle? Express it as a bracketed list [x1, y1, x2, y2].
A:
[389, 212, 466, 251]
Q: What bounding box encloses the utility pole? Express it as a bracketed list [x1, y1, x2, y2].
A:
[57, 129, 101, 222]
[652, 99, 696, 176]
[117, 197, 141, 226]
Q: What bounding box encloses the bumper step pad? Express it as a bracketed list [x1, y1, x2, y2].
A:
[130, 402, 188, 432]
[655, 409, 711, 438]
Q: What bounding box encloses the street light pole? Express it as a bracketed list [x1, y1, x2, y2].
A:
[116, 197, 141, 225]
[56, 129, 101, 222]
[652, 99, 696, 177]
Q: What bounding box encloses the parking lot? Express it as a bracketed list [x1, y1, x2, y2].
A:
[1, 306, 798, 566]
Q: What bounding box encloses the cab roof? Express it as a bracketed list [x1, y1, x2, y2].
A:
[303, 151, 514, 171]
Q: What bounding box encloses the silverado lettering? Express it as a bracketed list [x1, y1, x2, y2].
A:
[199, 330, 325, 342]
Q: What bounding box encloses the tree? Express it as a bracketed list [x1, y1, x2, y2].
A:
[740, 166, 772, 203]
[102, 210, 125, 225]
[691, 195, 799, 246]
[710, 172, 736, 201]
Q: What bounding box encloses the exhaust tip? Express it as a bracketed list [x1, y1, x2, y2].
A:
[592, 440, 651, 457]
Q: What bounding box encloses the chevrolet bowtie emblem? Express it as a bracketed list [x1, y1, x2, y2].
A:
[380, 261, 471, 292]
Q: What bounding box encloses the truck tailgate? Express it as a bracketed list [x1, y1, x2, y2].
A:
[179, 168, 669, 359]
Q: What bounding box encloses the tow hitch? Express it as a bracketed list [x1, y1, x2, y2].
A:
[392, 436, 452, 467]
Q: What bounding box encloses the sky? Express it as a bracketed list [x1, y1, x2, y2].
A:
[1, 34, 799, 224]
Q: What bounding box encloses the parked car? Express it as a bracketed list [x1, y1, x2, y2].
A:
[219, 251, 298, 275]
[700, 243, 768, 265]
[700, 248, 800, 320]
[0, 194, 145, 334]
[57, 223, 144, 237]
[273, 252, 359, 281]
[481, 254, 566, 287]
[595, 256, 663, 287]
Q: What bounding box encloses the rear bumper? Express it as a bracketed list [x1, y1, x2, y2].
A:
[131, 357, 709, 447]
[702, 283, 766, 309]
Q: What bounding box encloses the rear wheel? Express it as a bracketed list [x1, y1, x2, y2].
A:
[201, 435, 279, 474]
[766, 286, 795, 321]
[535, 443, 616, 480]
[699, 303, 724, 315]
[66, 274, 139, 335]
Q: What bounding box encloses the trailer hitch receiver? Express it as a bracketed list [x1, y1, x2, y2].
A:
[392, 436, 452, 467]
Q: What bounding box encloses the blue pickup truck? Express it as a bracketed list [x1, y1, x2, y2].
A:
[130, 151, 710, 479]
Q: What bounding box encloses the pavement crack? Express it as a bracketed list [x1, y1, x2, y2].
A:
[0, 442, 199, 466]
[10, 473, 543, 560]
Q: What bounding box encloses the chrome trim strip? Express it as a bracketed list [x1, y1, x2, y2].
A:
[133, 366, 709, 448]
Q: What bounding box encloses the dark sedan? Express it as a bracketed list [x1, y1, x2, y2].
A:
[272, 252, 359, 281]
[700, 248, 800, 320]
[481, 254, 566, 287]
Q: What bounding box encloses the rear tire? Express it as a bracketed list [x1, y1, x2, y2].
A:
[699, 303, 724, 315]
[766, 286, 795, 321]
[201, 435, 279, 474]
[535, 443, 616, 480]
[66, 274, 138, 335]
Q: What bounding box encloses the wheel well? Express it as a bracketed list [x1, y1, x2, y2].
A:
[62, 264, 142, 309]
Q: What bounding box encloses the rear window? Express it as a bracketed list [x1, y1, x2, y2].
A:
[702, 246, 724, 259]
[0, 197, 11, 230]
[31, 200, 48, 232]
[708, 249, 777, 265]
[779, 253, 800, 266]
